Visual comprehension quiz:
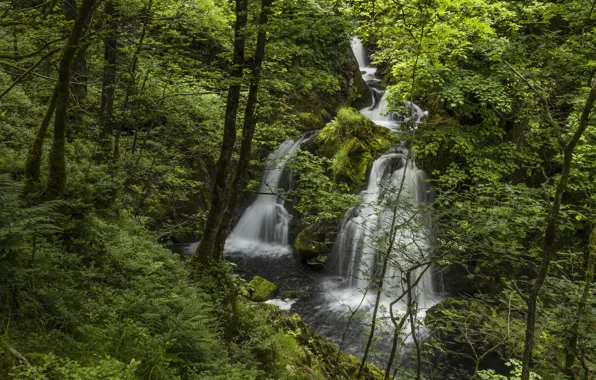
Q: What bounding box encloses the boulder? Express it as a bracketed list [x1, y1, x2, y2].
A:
[315, 107, 396, 192]
[248, 276, 277, 302]
[293, 222, 337, 264]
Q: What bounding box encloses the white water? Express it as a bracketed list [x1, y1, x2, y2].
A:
[225, 133, 313, 256]
[326, 38, 437, 339]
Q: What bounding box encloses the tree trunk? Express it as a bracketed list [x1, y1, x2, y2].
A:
[564, 228, 596, 378]
[98, 0, 118, 158]
[24, 89, 58, 192]
[47, 0, 98, 198]
[192, 0, 248, 267]
[214, 0, 272, 255]
[521, 78, 596, 380]
[63, 0, 92, 103]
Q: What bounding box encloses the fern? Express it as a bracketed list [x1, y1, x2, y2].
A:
[0, 174, 63, 257]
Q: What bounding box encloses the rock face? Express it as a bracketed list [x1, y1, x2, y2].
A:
[315, 107, 396, 192]
[293, 222, 337, 264]
[248, 276, 277, 302]
[290, 46, 373, 131]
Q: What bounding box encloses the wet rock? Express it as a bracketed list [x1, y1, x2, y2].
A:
[347, 48, 373, 110]
[315, 107, 396, 192]
[293, 222, 337, 264]
[248, 276, 277, 302]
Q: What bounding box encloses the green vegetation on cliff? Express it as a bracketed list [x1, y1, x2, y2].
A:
[318, 107, 395, 192]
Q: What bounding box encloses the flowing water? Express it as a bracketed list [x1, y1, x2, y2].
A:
[326, 37, 436, 329]
[224, 132, 315, 256]
[177, 38, 441, 373]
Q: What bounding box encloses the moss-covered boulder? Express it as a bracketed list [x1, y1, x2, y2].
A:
[248, 276, 277, 302]
[293, 222, 337, 264]
[241, 301, 386, 379]
[315, 107, 396, 192]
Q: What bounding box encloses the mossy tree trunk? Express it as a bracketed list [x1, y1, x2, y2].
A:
[63, 0, 92, 103]
[47, 0, 99, 198]
[24, 89, 58, 193]
[193, 0, 248, 267]
[214, 0, 273, 255]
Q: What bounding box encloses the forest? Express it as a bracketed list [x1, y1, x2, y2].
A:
[0, 0, 595, 379]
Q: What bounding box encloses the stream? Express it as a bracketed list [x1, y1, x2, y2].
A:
[175, 38, 447, 374]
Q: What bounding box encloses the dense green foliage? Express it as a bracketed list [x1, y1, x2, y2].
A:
[348, 0, 596, 378]
[0, 0, 383, 378]
[1, 0, 596, 378]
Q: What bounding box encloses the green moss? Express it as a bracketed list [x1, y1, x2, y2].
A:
[248, 276, 277, 302]
[316, 107, 396, 192]
[293, 222, 336, 263]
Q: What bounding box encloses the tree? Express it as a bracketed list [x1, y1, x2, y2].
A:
[192, 0, 248, 267]
[47, 0, 100, 197]
[214, 0, 273, 255]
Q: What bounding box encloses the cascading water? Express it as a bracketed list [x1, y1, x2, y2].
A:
[225, 133, 313, 255]
[173, 36, 440, 370]
[325, 38, 437, 340]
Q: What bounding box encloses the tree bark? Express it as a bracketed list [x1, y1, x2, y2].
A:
[564, 228, 596, 378]
[47, 0, 98, 198]
[521, 78, 596, 380]
[63, 0, 92, 103]
[193, 0, 248, 267]
[24, 88, 58, 192]
[214, 0, 272, 256]
[98, 0, 118, 158]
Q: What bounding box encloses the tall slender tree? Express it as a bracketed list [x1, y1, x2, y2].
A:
[114, 0, 152, 160]
[47, 0, 99, 197]
[62, 0, 93, 103]
[520, 77, 596, 380]
[214, 0, 273, 256]
[193, 0, 248, 267]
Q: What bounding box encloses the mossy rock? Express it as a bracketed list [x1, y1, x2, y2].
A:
[293, 222, 337, 264]
[315, 107, 396, 192]
[248, 276, 277, 302]
[279, 311, 385, 379]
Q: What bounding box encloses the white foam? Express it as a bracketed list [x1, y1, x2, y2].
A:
[264, 298, 296, 311]
[224, 238, 292, 257]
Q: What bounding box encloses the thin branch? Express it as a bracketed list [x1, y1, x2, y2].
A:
[0, 48, 60, 101]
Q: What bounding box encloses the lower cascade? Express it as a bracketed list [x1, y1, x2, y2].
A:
[225, 132, 314, 255]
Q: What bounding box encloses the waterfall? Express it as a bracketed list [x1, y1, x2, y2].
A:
[225, 133, 313, 255]
[326, 38, 436, 320]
